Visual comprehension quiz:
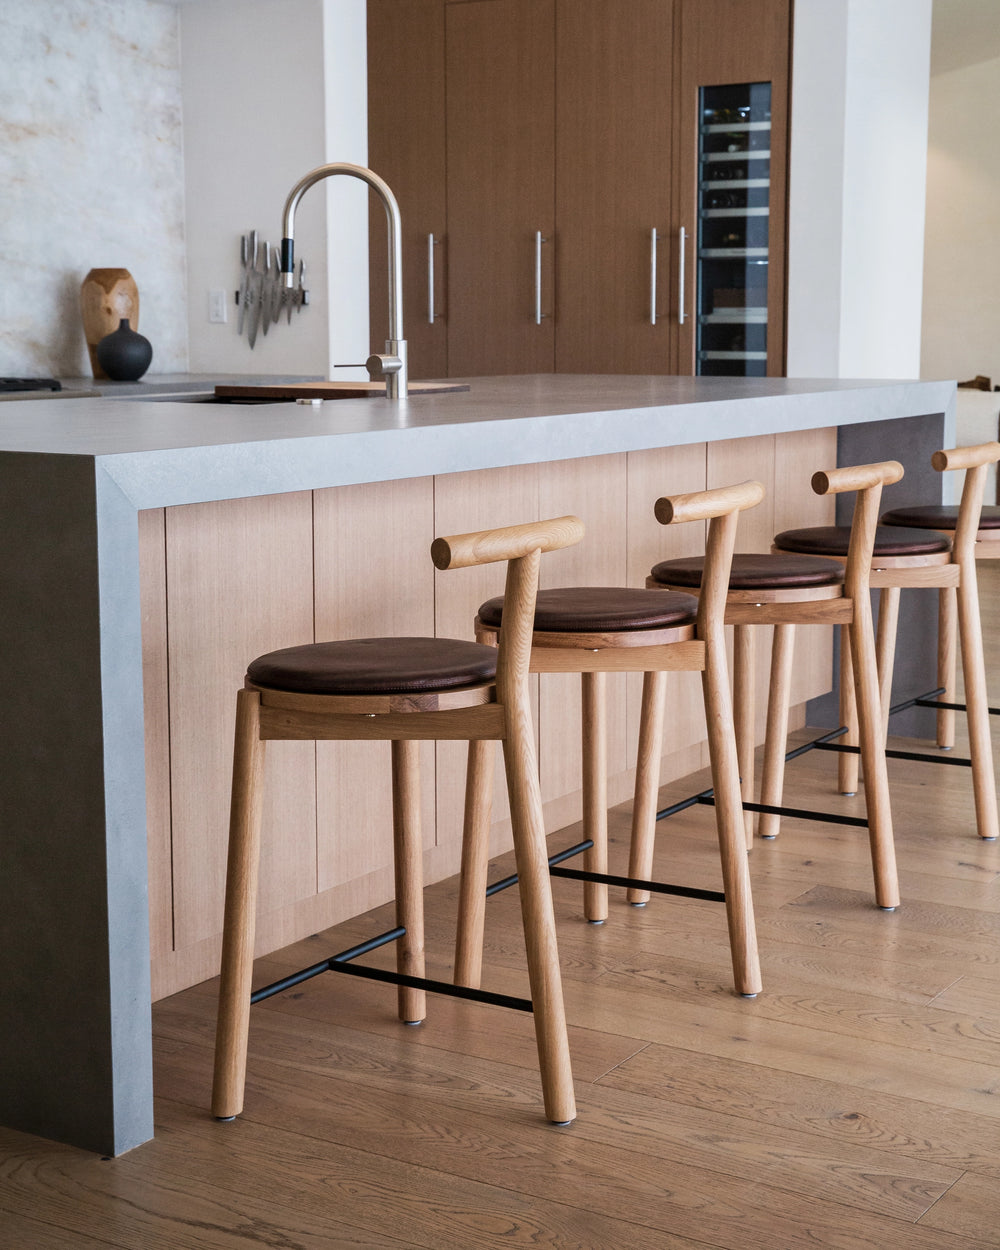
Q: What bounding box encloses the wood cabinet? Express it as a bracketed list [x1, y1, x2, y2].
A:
[368, 0, 790, 379]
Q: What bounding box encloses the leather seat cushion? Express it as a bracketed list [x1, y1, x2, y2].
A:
[880, 504, 1000, 531]
[650, 552, 845, 590]
[477, 586, 698, 632]
[774, 525, 951, 557]
[247, 636, 497, 695]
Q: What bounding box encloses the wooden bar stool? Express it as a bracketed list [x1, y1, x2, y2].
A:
[647, 461, 903, 910]
[455, 480, 766, 1001]
[212, 515, 585, 1127]
[778, 442, 1000, 840]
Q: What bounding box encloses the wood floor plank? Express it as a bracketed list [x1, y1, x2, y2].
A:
[917, 1170, 1000, 1243]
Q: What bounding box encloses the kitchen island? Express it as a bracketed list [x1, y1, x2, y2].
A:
[0, 374, 954, 1155]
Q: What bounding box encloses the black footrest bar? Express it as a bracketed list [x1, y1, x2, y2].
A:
[251, 926, 406, 1002]
[485, 839, 594, 898]
[548, 864, 725, 903]
[916, 697, 1000, 717]
[250, 922, 533, 1013]
[812, 740, 973, 768]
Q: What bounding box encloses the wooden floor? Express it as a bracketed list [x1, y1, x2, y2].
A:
[5, 570, 1000, 1248]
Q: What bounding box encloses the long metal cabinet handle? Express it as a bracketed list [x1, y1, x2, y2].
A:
[650, 228, 659, 325]
[535, 230, 548, 325]
[427, 233, 436, 324]
[678, 226, 687, 326]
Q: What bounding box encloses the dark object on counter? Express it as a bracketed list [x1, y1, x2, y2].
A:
[958, 375, 992, 391]
[96, 319, 153, 381]
[0, 377, 62, 391]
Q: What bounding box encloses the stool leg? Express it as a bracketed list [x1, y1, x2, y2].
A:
[733, 624, 755, 848]
[957, 565, 999, 839]
[213, 689, 266, 1120]
[581, 671, 609, 922]
[703, 641, 762, 997]
[849, 605, 900, 909]
[502, 702, 576, 1125]
[627, 670, 668, 905]
[757, 623, 796, 840]
[838, 626, 860, 796]
[454, 739, 496, 988]
[876, 586, 901, 739]
[937, 585, 958, 749]
[391, 739, 426, 1024]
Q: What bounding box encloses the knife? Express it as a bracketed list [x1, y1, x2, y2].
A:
[236, 234, 249, 336]
[260, 244, 271, 338]
[246, 231, 262, 349]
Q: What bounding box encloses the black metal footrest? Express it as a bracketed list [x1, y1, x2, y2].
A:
[251, 925, 532, 1013]
[485, 838, 725, 905]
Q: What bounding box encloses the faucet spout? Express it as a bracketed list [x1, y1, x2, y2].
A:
[280, 162, 407, 399]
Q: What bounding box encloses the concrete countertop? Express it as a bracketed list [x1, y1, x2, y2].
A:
[0, 374, 957, 510]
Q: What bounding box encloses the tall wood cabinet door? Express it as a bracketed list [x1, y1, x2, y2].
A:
[445, 0, 556, 377]
[674, 0, 791, 376]
[367, 0, 448, 380]
[554, 0, 675, 375]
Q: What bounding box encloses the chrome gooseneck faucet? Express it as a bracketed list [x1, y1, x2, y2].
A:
[280, 162, 408, 399]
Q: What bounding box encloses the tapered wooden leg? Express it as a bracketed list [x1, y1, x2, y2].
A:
[757, 623, 795, 840]
[849, 606, 900, 909]
[213, 689, 267, 1120]
[392, 739, 426, 1023]
[454, 738, 496, 988]
[733, 624, 755, 847]
[627, 670, 668, 905]
[875, 587, 901, 739]
[937, 585, 958, 749]
[502, 690, 576, 1124]
[957, 566, 999, 839]
[581, 671, 608, 922]
[702, 642, 762, 997]
[838, 626, 860, 796]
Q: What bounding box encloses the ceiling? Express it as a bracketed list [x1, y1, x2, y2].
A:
[932, 0, 1000, 74]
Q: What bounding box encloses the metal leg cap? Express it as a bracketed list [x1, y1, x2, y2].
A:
[215, 1115, 237, 1122]
[840, 791, 856, 797]
[629, 901, 647, 908]
[549, 1119, 574, 1127]
[587, 918, 606, 925]
[879, 905, 897, 912]
[403, 1019, 424, 1027]
[760, 834, 777, 840]
[740, 992, 758, 999]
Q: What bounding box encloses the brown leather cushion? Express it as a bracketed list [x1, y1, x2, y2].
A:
[247, 636, 497, 695]
[774, 525, 951, 558]
[650, 552, 845, 590]
[880, 504, 1000, 531]
[477, 586, 698, 633]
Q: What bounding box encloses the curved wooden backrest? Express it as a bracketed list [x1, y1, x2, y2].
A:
[654, 478, 765, 525]
[931, 441, 1000, 473]
[431, 515, 585, 570]
[655, 479, 764, 643]
[810, 460, 904, 600]
[811, 460, 903, 497]
[933, 442, 1000, 559]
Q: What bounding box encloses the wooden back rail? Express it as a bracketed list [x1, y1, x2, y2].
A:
[859, 442, 1000, 841]
[213, 515, 584, 1128]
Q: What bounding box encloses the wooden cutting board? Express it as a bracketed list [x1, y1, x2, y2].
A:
[214, 380, 470, 400]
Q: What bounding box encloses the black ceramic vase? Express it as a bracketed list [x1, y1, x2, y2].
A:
[96, 318, 153, 381]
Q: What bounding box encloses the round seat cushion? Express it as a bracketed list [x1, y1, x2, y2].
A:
[880, 504, 1000, 531]
[247, 636, 497, 695]
[650, 552, 845, 591]
[774, 525, 951, 558]
[478, 586, 698, 633]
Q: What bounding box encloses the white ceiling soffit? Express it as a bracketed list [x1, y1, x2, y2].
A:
[932, 0, 1000, 75]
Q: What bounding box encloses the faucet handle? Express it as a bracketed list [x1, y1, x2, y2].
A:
[365, 353, 403, 381]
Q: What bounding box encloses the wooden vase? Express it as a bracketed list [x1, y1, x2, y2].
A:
[81, 269, 139, 379]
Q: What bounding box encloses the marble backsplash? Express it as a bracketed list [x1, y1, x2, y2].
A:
[0, 0, 188, 377]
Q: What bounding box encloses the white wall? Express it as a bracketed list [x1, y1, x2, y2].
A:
[787, 0, 933, 380]
[179, 0, 368, 378]
[0, 0, 188, 378]
[921, 54, 1000, 386]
